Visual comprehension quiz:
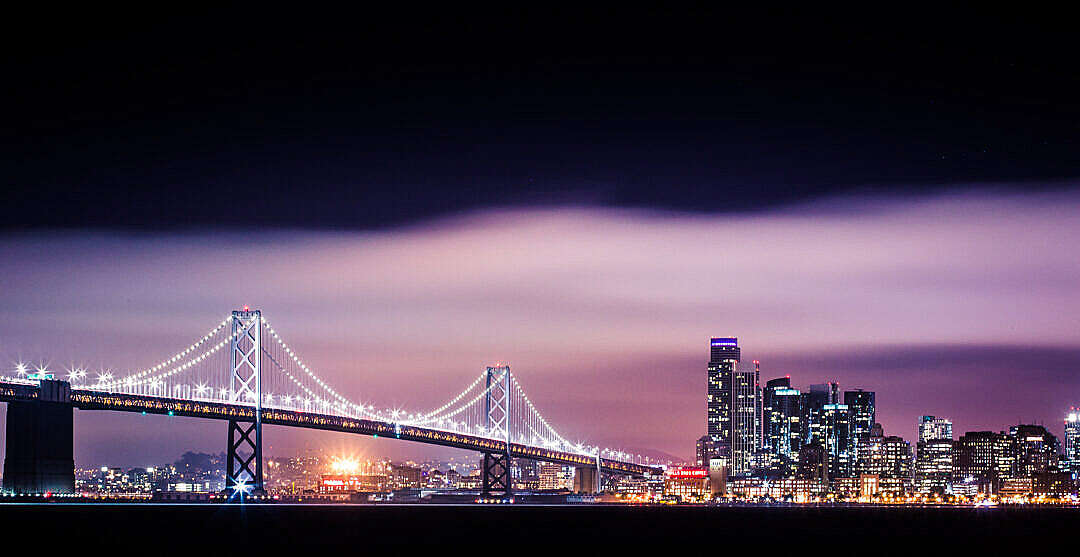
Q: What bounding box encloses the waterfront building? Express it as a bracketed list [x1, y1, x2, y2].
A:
[538, 462, 574, 491]
[663, 466, 710, 502]
[916, 416, 954, 495]
[319, 473, 389, 494]
[727, 477, 828, 501]
[390, 463, 423, 489]
[1032, 471, 1076, 498]
[612, 473, 665, 501]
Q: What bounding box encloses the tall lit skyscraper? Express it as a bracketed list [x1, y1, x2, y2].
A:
[706, 337, 740, 456]
[821, 403, 854, 478]
[919, 415, 953, 442]
[1066, 410, 1080, 477]
[730, 360, 760, 477]
[802, 382, 838, 448]
[763, 377, 802, 476]
[844, 389, 875, 474]
[915, 415, 953, 495]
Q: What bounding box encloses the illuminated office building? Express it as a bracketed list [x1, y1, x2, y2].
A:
[1008, 424, 1060, 477]
[1066, 410, 1080, 476]
[919, 415, 953, 442]
[729, 360, 761, 478]
[803, 382, 839, 449]
[822, 403, 854, 478]
[844, 389, 875, 474]
[916, 415, 953, 494]
[696, 435, 719, 467]
[953, 431, 1016, 492]
[763, 377, 802, 476]
[706, 337, 740, 450]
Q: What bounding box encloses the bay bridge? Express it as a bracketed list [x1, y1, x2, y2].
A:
[0, 308, 660, 498]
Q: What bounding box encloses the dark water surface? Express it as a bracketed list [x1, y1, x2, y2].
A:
[1, 503, 1069, 552]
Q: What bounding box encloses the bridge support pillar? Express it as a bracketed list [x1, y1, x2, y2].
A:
[481, 452, 511, 498]
[573, 466, 599, 494]
[2, 380, 74, 494]
[223, 309, 265, 499]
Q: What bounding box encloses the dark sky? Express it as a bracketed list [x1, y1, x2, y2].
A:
[2, 8, 1077, 230]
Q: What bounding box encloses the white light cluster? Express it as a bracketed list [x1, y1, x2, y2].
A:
[413, 370, 490, 423]
[99, 327, 241, 391]
[263, 319, 380, 420]
[508, 372, 573, 448]
[124, 319, 230, 382]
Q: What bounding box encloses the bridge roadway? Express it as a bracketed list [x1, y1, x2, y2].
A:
[0, 380, 658, 476]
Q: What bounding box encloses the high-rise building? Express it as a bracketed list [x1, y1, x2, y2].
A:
[953, 431, 1016, 493]
[1008, 424, 1060, 478]
[802, 382, 839, 449]
[915, 416, 953, 495]
[1066, 410, 1080, 477]
[919, 415, 953, 442]
[865, 424, 913, 487]
[696, 435, 719, 467]
[706, 337, 740, 459]
[821, 403, 854, 478]
[730, 361, 760, 478]
[538, 462, 574, 491]
[845, 390, 875, 474]
[763, 377, 802, 476]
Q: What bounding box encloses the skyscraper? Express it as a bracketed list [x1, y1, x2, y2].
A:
[802, 382, 839, 449]
[730, 360, 760, 477]
[865, 424, 914, 492]
[821, 403, 854, 478]
[1066, 410, 1080, 477]
[706, 337, 740, 459]
[915, 415, 953, 495]
[762, 377, 802, 476]
[844, 390, 875, 474]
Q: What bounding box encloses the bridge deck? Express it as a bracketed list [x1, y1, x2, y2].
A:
[0, 381, 659, 476]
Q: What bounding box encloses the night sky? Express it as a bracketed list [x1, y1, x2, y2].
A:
[1, 8, 1078, 465]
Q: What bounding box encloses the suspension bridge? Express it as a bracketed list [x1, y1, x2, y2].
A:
[0, 308, 660, 498]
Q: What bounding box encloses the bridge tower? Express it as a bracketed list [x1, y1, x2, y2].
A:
[225, 308, 265, 495]
[481, 364, 512, 498]
[1, 379, 75, 494]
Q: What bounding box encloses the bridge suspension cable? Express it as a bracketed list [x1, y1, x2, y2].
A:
[13, 310, 659, 463]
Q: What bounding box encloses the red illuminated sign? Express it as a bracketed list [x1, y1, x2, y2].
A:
[668, 466, 707, 479]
